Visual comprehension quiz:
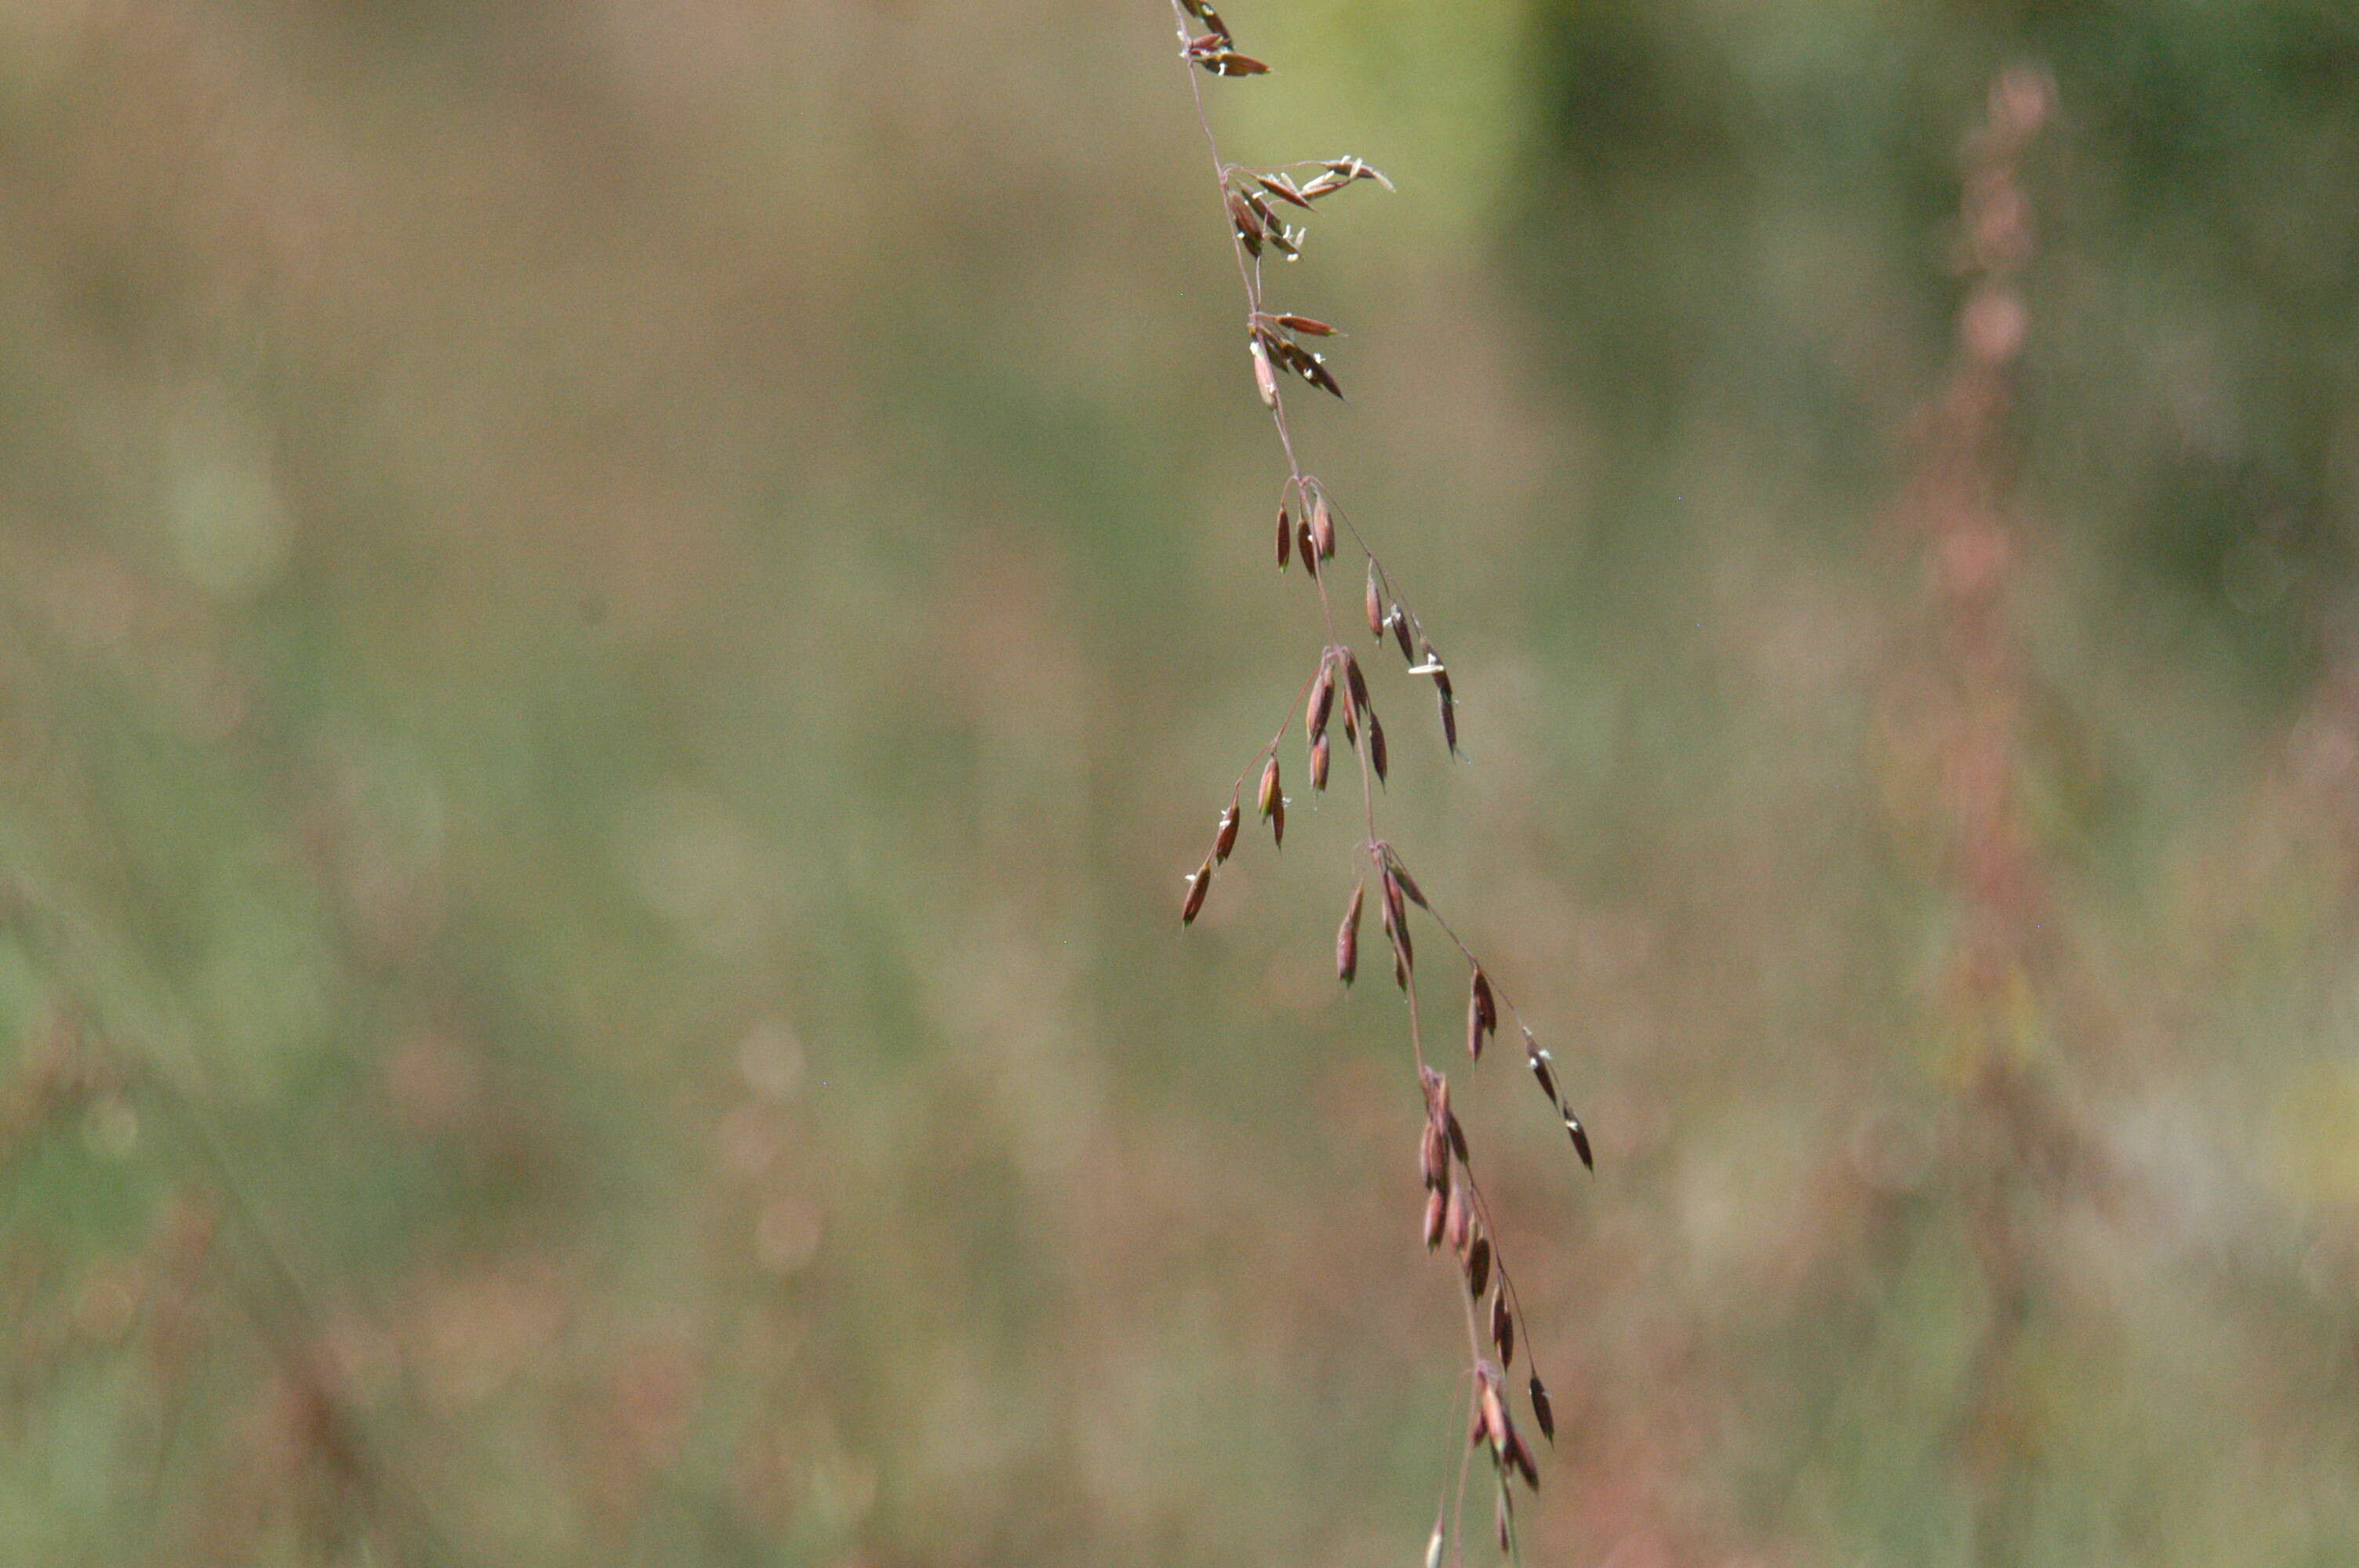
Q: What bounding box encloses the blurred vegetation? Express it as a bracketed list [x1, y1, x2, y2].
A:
[3, 2, 2359, 1565]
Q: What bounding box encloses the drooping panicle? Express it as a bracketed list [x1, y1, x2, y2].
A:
[1163, 13, 1583, 1555]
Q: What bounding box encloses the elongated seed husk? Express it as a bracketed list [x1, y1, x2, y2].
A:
[1505, 1426, 1539, 1490]
[1491, 1290, 1514, 1367]
[1310, 732, 1330, 789]
[1181, 858, 1212, 925]
[1245, 332, 1283, 403]
[1257, 755, 1281, 817]
[1526, 1033, 1558, 1105]
[1369, 710, 1388, 782]
[1276, 506, 1291, 570]
[1424, 641, 1462, 754]
[1468, 969, 1496, 1058]
[1324, 154, 1393, 188]
[1388, 903, 1414, 972]
[1393, 608, 1415, 662]
[1467, 1234, 1492, 1298]
[1419, 1122, 1447, 1191]
[1443, 1183, 1469, 1253]
[1253, 174, 1313, 209]
[1307, 660, 1334, 740]
[1567, 1115, 1593, 1171]
[1365, 564, 1383, 638]
[1310, 493, 1336, 558]
[1529, 1374, 1555, 1443]
[1385, 902, 1413, 972]
[1198, 44, 1267, 74]
[1214, 793, 1240, 862]
[1232, 196, 1263, 256]
[1336, 881, 1361, 984]
[1479, 1375, 1509, 1454]
[1423, 1189, 1445, 1250]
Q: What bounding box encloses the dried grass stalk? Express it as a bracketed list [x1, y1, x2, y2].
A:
[1161, 5, 1589, 1547]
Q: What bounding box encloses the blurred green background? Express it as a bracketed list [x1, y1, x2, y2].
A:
[5, 1, 2359, 1564]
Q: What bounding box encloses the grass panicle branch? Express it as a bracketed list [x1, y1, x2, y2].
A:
[1161, 4, 1583, 1558]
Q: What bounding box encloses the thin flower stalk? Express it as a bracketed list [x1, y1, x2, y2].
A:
[1162, 5, 1584, 1559]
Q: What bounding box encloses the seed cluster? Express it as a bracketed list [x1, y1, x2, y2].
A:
[1163, 2, 1589, 1556]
